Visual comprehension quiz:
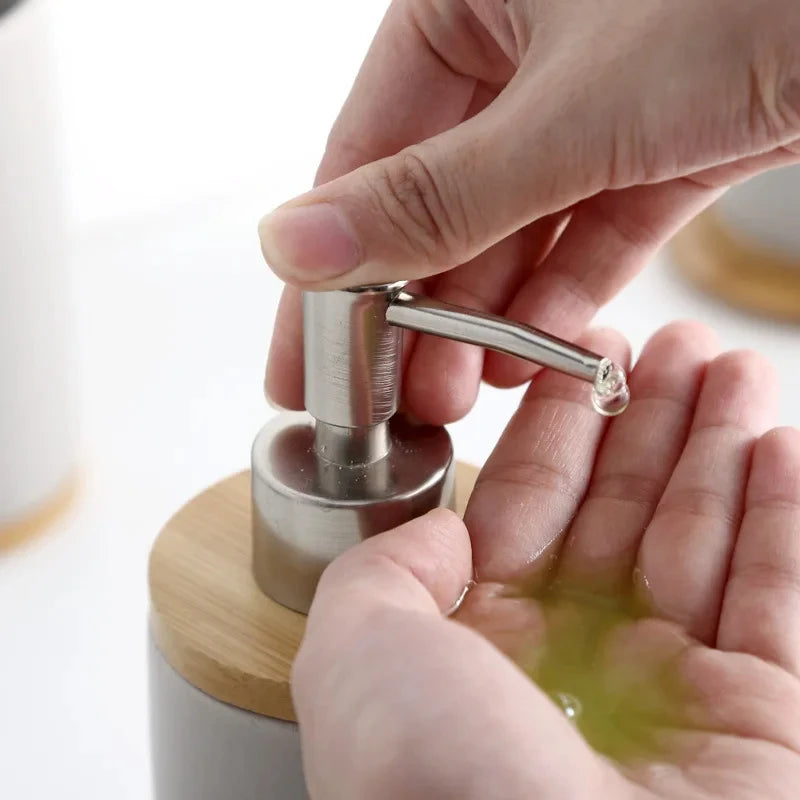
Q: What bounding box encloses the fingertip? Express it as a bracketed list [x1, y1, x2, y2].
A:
[708, 348, 778, 391]
[317, 507, 473, 617]
[626, 321, 718, 404]
[758, 425, 800, 454]
[643, 319, 720, 358]
[748, 426, 800, 500]
[366, 507, 473, 609]
[264, 349, 305, 410]
[265, 287, 306, 410]
[697, 349, 779, 434]
[418, 506, 471, 548]
[258, 201, 363, 285]
[263, 376, 286, 411]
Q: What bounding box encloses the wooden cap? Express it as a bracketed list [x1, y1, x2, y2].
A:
[670, 210, 800, 321]
[149, 462, 479, 722]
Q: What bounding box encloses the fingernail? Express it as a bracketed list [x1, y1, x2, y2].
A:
[258, 202, 361, 281]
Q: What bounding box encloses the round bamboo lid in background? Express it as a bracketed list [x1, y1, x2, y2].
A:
[670, 209, 800, 321]
[149, 462, 479, 723]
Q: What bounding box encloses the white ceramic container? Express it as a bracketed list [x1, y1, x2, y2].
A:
[0, 0, 77, 529]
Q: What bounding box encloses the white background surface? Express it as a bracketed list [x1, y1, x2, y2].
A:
[1, 1, 799, 798]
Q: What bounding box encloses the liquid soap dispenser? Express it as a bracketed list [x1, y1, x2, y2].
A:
[147, 283, 629, 799]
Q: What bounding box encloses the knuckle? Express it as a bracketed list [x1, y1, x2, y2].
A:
[652, 319, 716, 349]
[680, 647, 736, 703]
[658, 486, 739, 528]
[757, 425, 800, 460]
[734, 559, 800, 601]
[583, 191, 661, 254]
[545, 268, 602, 317]
[479, 459, 582, 503]
[589, 471, 662, 508]
[779, 74, 800, 130]
[709, 348, 775, 388]
[366, 148, 466, 262]
[746, 51, 800, 142]
[319, 135, 373, 180]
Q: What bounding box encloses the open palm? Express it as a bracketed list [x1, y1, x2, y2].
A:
[293, 321, 800, 799]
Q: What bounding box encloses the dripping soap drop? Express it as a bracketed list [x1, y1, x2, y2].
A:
[591, 359, 630, 417]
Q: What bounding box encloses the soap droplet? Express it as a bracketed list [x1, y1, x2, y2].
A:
[552, 691, 582, 722]
[592, 359, 630, 417]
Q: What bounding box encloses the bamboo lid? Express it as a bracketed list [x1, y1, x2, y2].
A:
[670, 210, 800, 321]
[149, 462, 479, 722]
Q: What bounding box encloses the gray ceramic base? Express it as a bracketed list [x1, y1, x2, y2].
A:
[148, 634, 308, 800]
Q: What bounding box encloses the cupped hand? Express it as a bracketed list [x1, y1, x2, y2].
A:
[261, 0, 800, 424]
[292, 322, 800, 799]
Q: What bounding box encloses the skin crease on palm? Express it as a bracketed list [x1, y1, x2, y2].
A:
[254, 1, 800, 797]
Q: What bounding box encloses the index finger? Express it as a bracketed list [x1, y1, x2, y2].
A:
[465, 328, 630, 584]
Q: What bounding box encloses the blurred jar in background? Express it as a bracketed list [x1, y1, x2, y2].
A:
[672, 165, 800, 321]
[0, 0, 77, 541]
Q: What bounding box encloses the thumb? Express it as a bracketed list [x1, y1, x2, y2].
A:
[258, 92, 603, 289]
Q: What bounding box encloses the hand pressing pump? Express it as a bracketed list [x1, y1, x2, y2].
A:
[251, 282, 630, 613]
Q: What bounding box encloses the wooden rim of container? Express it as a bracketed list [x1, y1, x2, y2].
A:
[0, 475, 78, 551]
[148, 462, 479, 722]
[670, 210, 800, 322]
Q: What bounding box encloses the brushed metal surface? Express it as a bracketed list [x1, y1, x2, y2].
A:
[387, 291, 602, 381]
[303, 284, 404, 429]
[252, 412, 455, 613]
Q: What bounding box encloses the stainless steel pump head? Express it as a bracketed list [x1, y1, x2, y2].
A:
[252, 282, 629, 613]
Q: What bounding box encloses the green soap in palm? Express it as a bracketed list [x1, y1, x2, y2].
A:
[512, 584, 688, 763]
